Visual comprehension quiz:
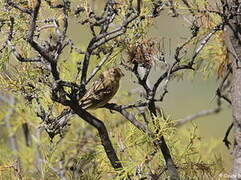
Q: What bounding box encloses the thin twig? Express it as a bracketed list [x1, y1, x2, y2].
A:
[216, 67, 232, 104]
[223, 123, 233, 149]
[189, 23, 223, 66]
[7, 0, 32, 15]
[105, 103, 150, 134]
[86, 50, 113, 84]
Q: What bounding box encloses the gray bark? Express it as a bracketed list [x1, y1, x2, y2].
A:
[224, 1, 241, 176]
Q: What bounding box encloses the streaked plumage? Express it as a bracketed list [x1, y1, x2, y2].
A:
[80, 67, 124, 109]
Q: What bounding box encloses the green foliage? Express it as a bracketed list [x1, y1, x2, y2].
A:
[173, 0, 228, 79]
[196, 32, 228, 79]
[0, 0, 229, 179]
[0, 93, 226, 179]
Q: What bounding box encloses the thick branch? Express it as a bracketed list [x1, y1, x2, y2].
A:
[106, 102, 180, 180]
[69, 103, 123, 170]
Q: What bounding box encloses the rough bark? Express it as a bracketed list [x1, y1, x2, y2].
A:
[224, 0, 241, 176]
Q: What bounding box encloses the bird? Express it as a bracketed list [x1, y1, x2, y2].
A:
[80, 67, 124, 109]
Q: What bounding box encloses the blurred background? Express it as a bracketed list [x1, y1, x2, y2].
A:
[0, 0, 233, 178]
[150, 10, 232, 168]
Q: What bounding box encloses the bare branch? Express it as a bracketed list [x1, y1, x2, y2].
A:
[223, 123, 233, 149]
[189, 23, 223, 66]
[27, 0, 41, 42]
[175, 106, 221, 127]
[69, 103, 123, 170]
[174, 31, 198, 62]
[133, 64, 151, 92]
[5, 17, 40, 62]
[216, 67, 232, 104]
[154, 136, 179, 180]
[7, 41, 42, 62]
[67, 39, 89, 54]
[105, 103, 150, 134]
[80, 6, 140, 86]
[105, 102, 180, 180]
[119, 102, 148, 110]
[180, 0, 194, 15]
[167, 0, 178, 17]
[151, 0, 164, 17]
[86, 49, 113, 84]
[7, 0, 32, 15]
[153, 64, 194, 94]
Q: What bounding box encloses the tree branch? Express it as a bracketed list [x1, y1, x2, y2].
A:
[6, 0, 32, 15]
[175, 107, 221, 127]
[69, 102, 123, 170]
[223, 123, 233, 149]
[86, 49, 113, 84]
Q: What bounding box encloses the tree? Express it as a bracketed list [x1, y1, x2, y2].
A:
[0, 0, 239, 179]
[223, 0, 241, 177]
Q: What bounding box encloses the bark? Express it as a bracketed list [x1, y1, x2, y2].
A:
[224, 1, 241, 176]
[69, 103, 123, 170]
[148, 102, 180, 180]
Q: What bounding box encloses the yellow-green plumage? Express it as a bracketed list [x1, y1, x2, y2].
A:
[80, 67, 124, 109]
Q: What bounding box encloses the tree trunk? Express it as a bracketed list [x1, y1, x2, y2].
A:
[224, 1, 241, 176]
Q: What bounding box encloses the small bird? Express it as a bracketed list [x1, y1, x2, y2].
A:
[80, 67, 124, 109]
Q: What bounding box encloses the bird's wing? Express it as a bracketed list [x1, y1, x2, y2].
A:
[81, 74, 104, 101]
[80, 74, 113, 109]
